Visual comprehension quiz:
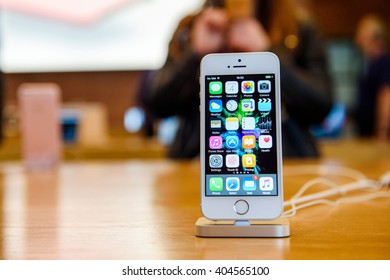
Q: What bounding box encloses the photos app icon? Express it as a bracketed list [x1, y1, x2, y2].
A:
[241, 81, 255, 93]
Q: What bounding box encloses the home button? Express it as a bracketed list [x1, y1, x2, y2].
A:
[234, 200, 249, 215]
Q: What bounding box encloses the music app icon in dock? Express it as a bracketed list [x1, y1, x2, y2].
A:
[259, 177, 274, 191]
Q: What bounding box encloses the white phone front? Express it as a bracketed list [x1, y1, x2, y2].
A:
[200, 52, 283, 220]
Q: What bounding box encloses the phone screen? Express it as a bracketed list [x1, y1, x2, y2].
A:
[204, 73, 278, 197]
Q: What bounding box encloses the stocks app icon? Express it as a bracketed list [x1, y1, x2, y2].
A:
[209, 154, 223, 168]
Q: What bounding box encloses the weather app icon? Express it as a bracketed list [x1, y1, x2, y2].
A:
[209, 99, 222, 112]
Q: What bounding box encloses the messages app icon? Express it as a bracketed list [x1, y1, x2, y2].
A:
[209, 81, 222, 94]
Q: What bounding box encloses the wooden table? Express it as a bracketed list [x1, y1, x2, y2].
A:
[0, 139, 389, 259]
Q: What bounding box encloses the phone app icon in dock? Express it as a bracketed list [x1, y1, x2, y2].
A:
[209, 177, 223, 192]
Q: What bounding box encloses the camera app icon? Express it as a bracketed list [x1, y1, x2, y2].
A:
[258, 80, 271, 93]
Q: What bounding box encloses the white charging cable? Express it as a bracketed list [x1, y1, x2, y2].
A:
[282, 166, 390, 218]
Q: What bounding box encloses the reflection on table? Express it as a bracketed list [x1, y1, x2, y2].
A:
[0, 139, 389, 259]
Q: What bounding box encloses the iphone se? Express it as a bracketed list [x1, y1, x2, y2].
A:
[200, 52, 283, 220]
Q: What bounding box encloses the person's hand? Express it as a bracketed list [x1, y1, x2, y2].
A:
[191, 8, 228, 56]
[227, 18, 271, 52]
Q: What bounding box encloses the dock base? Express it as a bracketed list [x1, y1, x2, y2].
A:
[195, 217, 290, 238]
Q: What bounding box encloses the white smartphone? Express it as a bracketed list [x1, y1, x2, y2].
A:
[200, 52, 283, 220]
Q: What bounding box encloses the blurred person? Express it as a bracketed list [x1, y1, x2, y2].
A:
[143, 0, 333, 159]
[354, 14, 390, 141]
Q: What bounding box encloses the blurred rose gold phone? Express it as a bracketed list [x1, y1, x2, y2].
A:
[18, 83, 62, 169]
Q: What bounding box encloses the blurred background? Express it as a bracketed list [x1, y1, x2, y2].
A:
[0, 0, 389, 160]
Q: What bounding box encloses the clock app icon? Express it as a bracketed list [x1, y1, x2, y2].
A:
[226, 100, 238, 112]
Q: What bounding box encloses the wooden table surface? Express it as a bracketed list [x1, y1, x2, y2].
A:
[0, 139, 389, 259]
